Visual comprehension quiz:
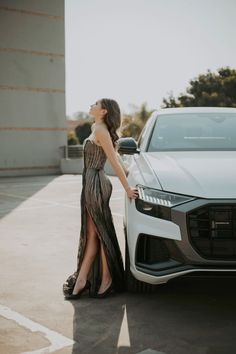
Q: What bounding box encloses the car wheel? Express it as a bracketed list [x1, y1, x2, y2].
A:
[125, 235, 156, 294]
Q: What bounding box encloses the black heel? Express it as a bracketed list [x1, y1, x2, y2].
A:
[91, 281, 114, 299]
[65, 279, 91, 300]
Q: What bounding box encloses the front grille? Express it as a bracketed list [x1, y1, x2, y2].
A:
[187, 204, 236, 260]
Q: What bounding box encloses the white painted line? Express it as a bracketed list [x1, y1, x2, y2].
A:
[0, 204, 57, 215]
[113, 212, 123, 218]
[0, 304, 74, 354]
[0, 192, 124, 213]
[0, 192, 80, 210]
[69, 201, 80, 205]
[117, 305, 130, 348]
[0, 180, 81, 188]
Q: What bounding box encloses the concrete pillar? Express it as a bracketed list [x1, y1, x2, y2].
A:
[0, 0, 66, 176]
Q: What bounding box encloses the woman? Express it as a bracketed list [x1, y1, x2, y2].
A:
[63, 98, 139, 300]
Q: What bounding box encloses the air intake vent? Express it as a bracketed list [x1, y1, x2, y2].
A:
[187, 205, 236, 260]
[136, 234, 170, 264]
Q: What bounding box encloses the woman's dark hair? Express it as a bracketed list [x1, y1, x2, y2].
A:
[100, 98, 121, 147]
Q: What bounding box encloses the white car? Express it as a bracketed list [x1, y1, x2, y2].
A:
[118, 107, 236, 292]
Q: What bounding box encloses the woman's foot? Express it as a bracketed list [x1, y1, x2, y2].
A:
[64, 278, 91, 300]
[97, 278, 112, 295]
[89, 278, 114, 298]
[72, 278, 87, 295]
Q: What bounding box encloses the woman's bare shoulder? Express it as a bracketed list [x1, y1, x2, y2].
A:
[94, 124, 112, 146]
[94, 123, 109, 135]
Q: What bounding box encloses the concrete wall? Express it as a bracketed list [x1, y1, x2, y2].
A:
[0, 0, 66, 176]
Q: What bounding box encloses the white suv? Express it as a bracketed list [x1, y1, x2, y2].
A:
[118, 107, 236, 292]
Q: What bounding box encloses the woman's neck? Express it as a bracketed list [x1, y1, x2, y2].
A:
[94, 119, 105, 126]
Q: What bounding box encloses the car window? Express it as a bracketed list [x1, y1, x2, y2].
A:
[138, 115, 155, 150]
[148, 113, 236, 151]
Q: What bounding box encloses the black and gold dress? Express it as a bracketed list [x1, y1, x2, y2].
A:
[63, 138, 125, 296]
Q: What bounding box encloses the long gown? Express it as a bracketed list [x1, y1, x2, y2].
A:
[63, 138, 125, 296]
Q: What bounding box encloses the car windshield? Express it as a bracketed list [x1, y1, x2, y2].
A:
[148, 113, 236, 151]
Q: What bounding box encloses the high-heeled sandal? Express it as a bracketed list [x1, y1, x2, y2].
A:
[91, 281, 114, 299]
[64, 279, 91, 300]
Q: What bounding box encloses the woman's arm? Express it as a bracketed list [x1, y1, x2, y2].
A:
[116, 152, 129, 177]
[95, 126, 137, 199]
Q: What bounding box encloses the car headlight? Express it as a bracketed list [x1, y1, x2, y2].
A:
[135, 185, 195, 220]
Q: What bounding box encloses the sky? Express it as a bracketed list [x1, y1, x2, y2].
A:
[65, 0, 236, 117]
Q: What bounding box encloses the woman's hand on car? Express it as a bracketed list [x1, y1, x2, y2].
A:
[126, 187, 139, 200]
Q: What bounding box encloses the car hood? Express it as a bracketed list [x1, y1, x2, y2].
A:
[139, 151, 236, 198]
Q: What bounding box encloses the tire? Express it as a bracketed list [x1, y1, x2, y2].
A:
[125, 231, 157, 294]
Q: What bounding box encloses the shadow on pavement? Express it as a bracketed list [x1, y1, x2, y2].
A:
[70, 276, 236, 354]
[0, 175, 60, 219]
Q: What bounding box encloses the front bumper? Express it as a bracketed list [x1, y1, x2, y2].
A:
[126, 198, 236, 284]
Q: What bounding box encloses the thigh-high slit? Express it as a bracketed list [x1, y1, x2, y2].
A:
[63, 139, 125, 296]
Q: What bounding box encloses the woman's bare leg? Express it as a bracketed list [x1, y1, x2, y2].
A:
[72, 209, 98, 294]
[97, 240, 112, 294]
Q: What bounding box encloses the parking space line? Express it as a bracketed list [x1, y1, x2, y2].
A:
[117, 305, 130, 348]
[0, 192, 125, 214]
[113, 188, 123, 192]
[0, 180, 81, 188]
[0, 178, 122, 190]
[0, 204, 58, 215]
[0, 304, 74, 354]
[113, 212, 123, 218]
[0, 192, 80, 210]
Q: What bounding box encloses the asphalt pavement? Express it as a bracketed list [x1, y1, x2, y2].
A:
[0, 174, 235, 354]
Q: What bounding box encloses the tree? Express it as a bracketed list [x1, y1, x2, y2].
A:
[121, 119, 143, 140]
[121, 103, 154, 140]
[137, 102, 153, 124]
[162, 67, 236, 108]
[67, 131, 79, 145]
[75, 122, 92, 144]
[67, 111, 93, 144]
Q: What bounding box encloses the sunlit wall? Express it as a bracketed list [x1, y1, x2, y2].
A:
[0, 0, 66, 176]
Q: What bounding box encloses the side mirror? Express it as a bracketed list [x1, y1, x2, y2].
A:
[117, 137, 140, 155]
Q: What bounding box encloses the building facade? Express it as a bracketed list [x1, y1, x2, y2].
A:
[0, 0, 66, 176]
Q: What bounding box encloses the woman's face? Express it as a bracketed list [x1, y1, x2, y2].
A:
[89, 100, 107, 118]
